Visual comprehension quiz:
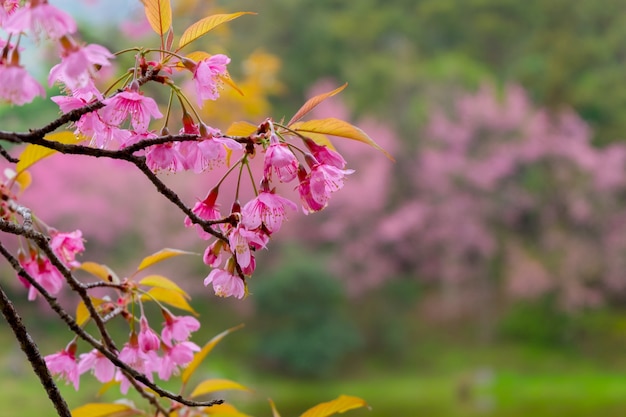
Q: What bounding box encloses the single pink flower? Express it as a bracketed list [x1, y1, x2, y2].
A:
[264, 135, 298, 182]
[296, 167, 327, 214]
[158, 341, 200, 380]
[45, 347, 79, 390]
[19, 255, 64, 300]
[203, 240, 226, 268]
[116, 335, 154, 394]
[204, 268, 245, 299]
[192, 54, 230, 106]
[78, 349, 115, 383]
[100, 89, 163, 132]
[145, 143, 184, 171]
[304, 138, 347, 169]
[184, 189, 222, 239]
[242, 191, 297, 233]
[50, 229, 84, 268]
[5, 0, 76, 40]
[138, 316, 161, 352]
[0, 63, 45, 105]
[161, 313, 200, 346]
[297, 158, 354, 213]
[49, 42, 114, 90]
[228, 224, 262, 269]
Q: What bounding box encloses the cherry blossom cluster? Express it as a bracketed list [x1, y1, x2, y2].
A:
[45, 310, 200, 392]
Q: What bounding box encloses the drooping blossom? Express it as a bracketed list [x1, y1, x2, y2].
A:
[297, 156, 354, 213]
[203, 240, 226, 268]
[49, 40, 114, 90]
[78, 348, 115, 383]
[4, 0, 76, 40]
[145, 143, 184, 172]
[50, 229, 84, 268]
[264, 134, 298, 182]
[157, 341, 200, 380]
[304, 137, 347, 169]
[138, 316, 161, 352]
[116, 335, 155, 394]
[100, 88, 163, 133]
[184, 188, 222, 239]
[204, 267, 245, 299]
[45, 344, 79, 390]
[161, 312, 200, 346]
[242, 189, 298, 233]
[191, 54, 230, 106]
[0, 63, 45, 105]
[19, 253, 64, 300]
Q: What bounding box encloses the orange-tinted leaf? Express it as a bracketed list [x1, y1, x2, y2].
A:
[226, 121, 257, 137]
[71, 402, 139, 417]
[139, 274, 189, 298]
[79, 262, 120, 284]
[76, 297, 104, 327]
[287, 83, 347, 126]
[141, 0, 172, 35]
[220, 73, 244, 96]
[175, 51, 212, 71]
[182, 324, 244, 384]
[289, 118, 393, 160]
[16, 131, 82, 174]
[205, 403, 253, 416]
[269, 399, 282, 417]
[136, 248, 196, 272]
[190, 378, 250, 398]
[178, 12, 256, 50]
[12, 169, 32, 191]
[300, 395, 369, 417]
[141, 287, 197, 315]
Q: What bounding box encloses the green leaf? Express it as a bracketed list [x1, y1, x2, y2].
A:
[178, 12, 256, 50]
[136, 248, 196, 272]
[182, 324, 244, 384]
[300, 395, 369, 417]
[190, 378, 250, 398]
[16, 131, 82, 174]
[226, 121, 257, 137]
[288, 118, 394, 160]
[71, 402, 139, 417]
[287, 83, 347, 126]
[140, 287, 198, 315]
[140, 0, 172, 35]
[139, 274, 189, 298]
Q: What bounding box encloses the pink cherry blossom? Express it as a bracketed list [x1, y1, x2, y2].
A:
[19, 255, 64, 300]
[0, 63, 45, 105]
[4, 0, 76, 40]
[100, 89, 163, 133]
[50, 229, 84, 268]
[138, 316, 161, 352]
[78, 349, 115, 383]
[228, 224, 264, 269]
[184, 189, 222, 239]
[161, 313, 200, 346]
[297, 160, 354, 213]
[204, 268, 245, 299]
[304, 138, 347, 169]
[145, 143, 184, 172]
[116, 336, 155, 394]
[192, 54, 230, 106]
[49, 42, 114, 90]
[264, 135, 298, 182]
[45, 348, 79, 390]
[242, 191, 297, 233]
[203, 240, 226, 267]
[158, 341, 200, 380]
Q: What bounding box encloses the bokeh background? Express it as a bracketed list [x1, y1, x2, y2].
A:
[3, 0, 626, 415]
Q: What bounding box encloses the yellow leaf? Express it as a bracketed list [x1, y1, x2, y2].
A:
[190, 378, 250, 398]
[175, 51, 211, 71]
[75, 297, 104, 327]
[14, 170, 31, 191]
[16, 131, 82, 174]
[178, 12, 256, 50]
[79, 262, 120, 284]
[287, 83, 347, 126]
[136, 248, 197, 272]
[289, 118, 393, 161]
[96, 380, 119, 397]
[220, 73, 244, 96]
[141, 0, 172, 35]
[269, 399, 282, 417]
[71, 402, 139, 417]
[226, 121, 257, 137]
[182, 324, 244, 384]
[139, 274, 189, 298]
[205, 403, 253, 417]
[300, 395, 369, 417]
[141, 287, 198, 315]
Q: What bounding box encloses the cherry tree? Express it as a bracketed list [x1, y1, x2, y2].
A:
[0, 1, 388, 416]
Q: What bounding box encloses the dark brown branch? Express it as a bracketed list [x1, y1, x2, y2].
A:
[0, 266, 71, 417]
[0, 144, 18, 163]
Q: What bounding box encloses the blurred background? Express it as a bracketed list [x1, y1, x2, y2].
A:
[3, 0, 626, 415]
